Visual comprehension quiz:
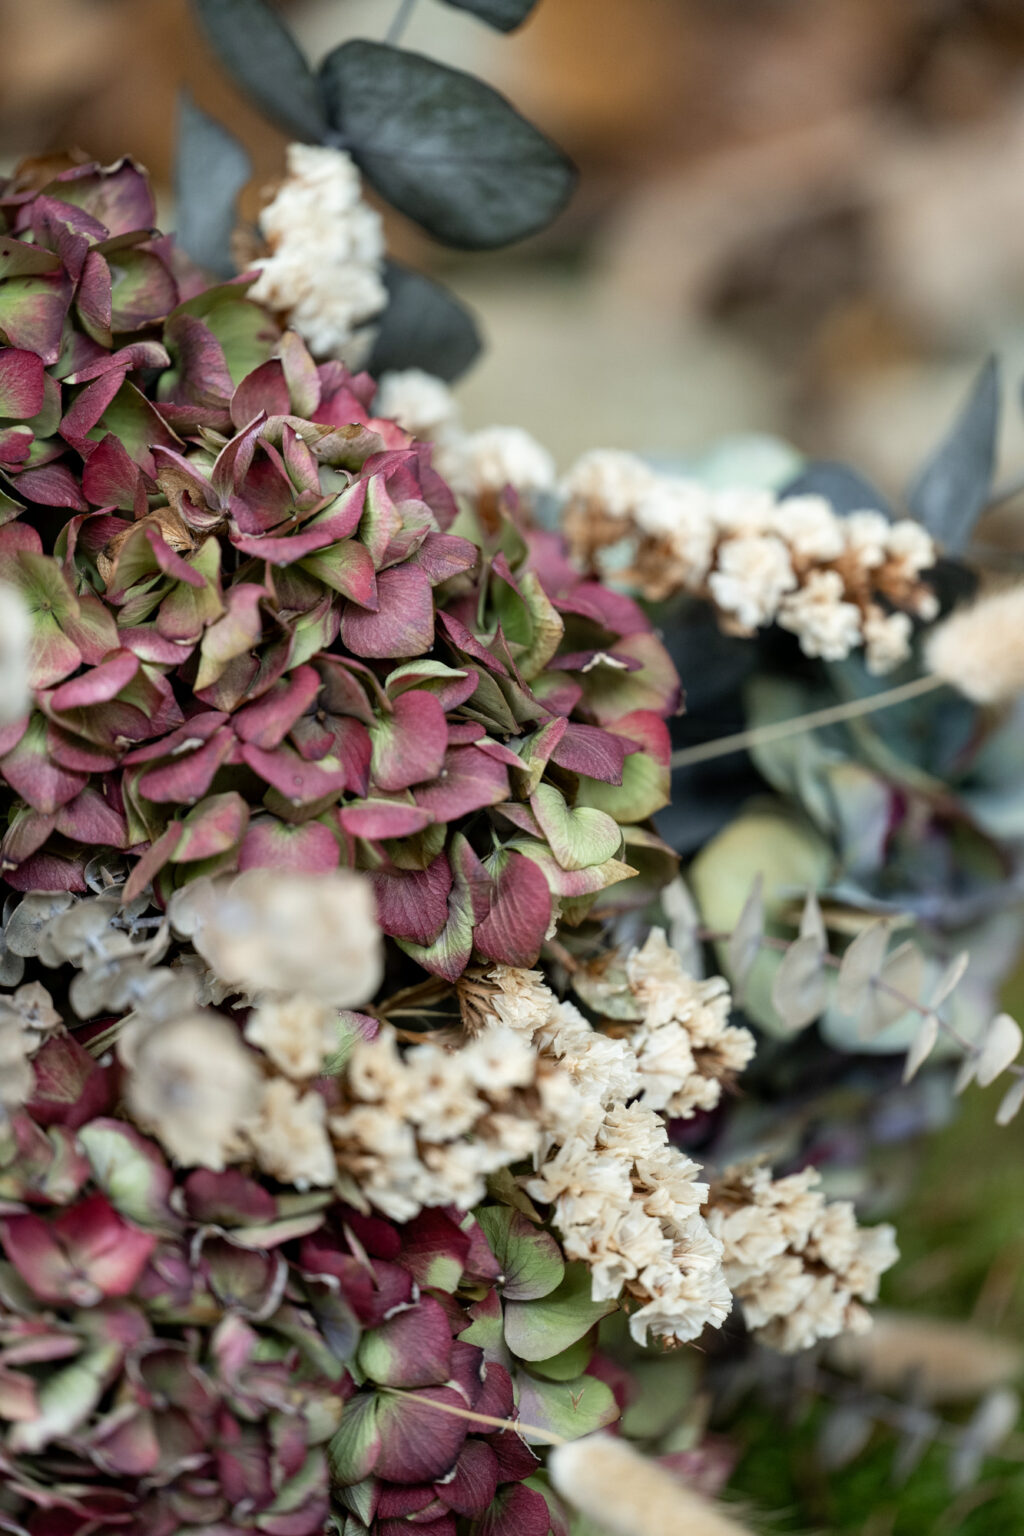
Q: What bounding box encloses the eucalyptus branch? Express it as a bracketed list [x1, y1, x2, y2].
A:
[386, 0, 419, 45]
[669, 675, 945, 771]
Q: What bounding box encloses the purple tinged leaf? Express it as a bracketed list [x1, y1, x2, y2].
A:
[342, 563, 434, 658]
[370, 689, 448, 792]
[230, 359, 293, 427]
[549, 722, 627, 786]
[137, 727, 235, 804]
[358, 1296, 454, 1388]
[81, 432, 144, 511]
[183, 1167, 277, 1225]
[338, 798, 435, 840]
[371, 854, 452, 944]
[239, 815, 341, 872]
[54, 157, 157, 235]
[507, 838, 637, 900]
[414, 745, 511, 821]
[26, 1033, 116, 1131]
[299, 538, 379, 604]
[48, 650, 139, 712]
[241, 740, 357, 803]
[78, 1120, 175, 1228]
[0, 348, 45, 417]
[401, 1209, 472, 1293]
[415, 531, 479, 584]
[234, 664, 321, 748]
[373, 1386, 469, 1484]
[15, 460, 89, 511]
[473, 850, 551, 967]
[170, 791, 248, 862]
[1, 714, 88, 811]
[194, 582, 264, 690]
[475, 1483, 553, 1536]
[573, 709, 671, 823]
[0, 1194, 156, 1306]
[474, 1207, 564, 1302]
[328, 1392, 384, 1486]
[434, 1439, 500, 1518]
[54, 786, 128, 847]
[0, 272, 72, 364]
[76, 248, 114, 344]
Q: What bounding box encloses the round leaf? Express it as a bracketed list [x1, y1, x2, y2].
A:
[474, 1206, 564, 1301]
[318, 42, 577, 250]
[192, 0, 327, 141]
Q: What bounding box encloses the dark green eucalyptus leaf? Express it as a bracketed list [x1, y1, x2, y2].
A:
[175, 95, 251, 279]
[368, 260, 481, 382]
[319, 41, 577, 249]
[191, 0, 328, 142]
[439, 0, 539, 31]
[906, 356, 1000, 553]
[783, 460, 893, 518]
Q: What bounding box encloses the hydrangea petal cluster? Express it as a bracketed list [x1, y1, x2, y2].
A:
[0, 160, 679, 983]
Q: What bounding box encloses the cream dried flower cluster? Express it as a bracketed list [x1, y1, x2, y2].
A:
[249, 143, 387, 359]
[485, 962, 734, 1346]
[626, 928, 756, 1117]
[706, 1163, 899, 1353]
[330, 1023, 546, 1220]
[561, 451, 938, 673]
[0, 981, 61, 1108]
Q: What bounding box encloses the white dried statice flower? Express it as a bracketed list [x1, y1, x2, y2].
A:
[244, 993, 338, 1080]
[120, 1012, 263, 1170]
[561, 448, 657, 519]
[484, 964, 732, 1345]
[843, 510, 892, 569]
[551, 1432, 757, 1536]
[246, 1078, 335, 1190]
[329, 1023, 545, 1221]
[0, 581, 30, 726]
[169, 869, 383, 1007]
[374, 369, 462, 443]
[625, 929, 755, 1118]
[706, 1163, 898, 1353]
[249, 143, 386, 359]
[777, 569, 864, 661]
[862, 604, 914, 675]
[708, 533, 797, 630]
[925, 585, 1024, 705]
[711, 485, 777, 536]
[633, 478, 717, 597]
[438, 425, 557, 500]
[772, 495, 847, 563]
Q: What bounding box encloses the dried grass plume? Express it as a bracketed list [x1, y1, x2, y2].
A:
[549, 1433, 757, 1536]
[925, 584, 1024, 704]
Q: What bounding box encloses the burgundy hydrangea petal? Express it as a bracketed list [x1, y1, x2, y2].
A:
[48, 650, 139, 712]
[183, 1168, 278, 1226]
[0, 271, 72, 365]
[15, 460, 89, 511]
[371, 854, 452, 945]
[136, 728, 234, 804]
[337, 797, 434, 840]
[54, 786, 128, 846]
[298, 538, 379, 606]
[436, 611, 509, 676]
[342, 564, 434, 659]
[414, 746, 510, 821]
[414, 532, 479, 584]
[554, 580, 651, 635]
[241, 740, 356, 804]
[399, 1209, 472, 1293]
[550, 721, 629, 785]
[229, 359, 292, 427]
[238, 815, 341, 873]
[25, 1033, 116, 1131]
[4, 847, 89, 893]
[434, 1439, 500, 1518]
[81, 432, 144, 511]
[475, 1483, 552, 1536]
[171, 791, 248, 862]
[55, 158, 157, 236]
[373, 1387, 469, 1485]
[0, 347, 46, 416]
[369, 689, 448, 794]
[376, 1485, 439, 1520]
[2, 716, 89, 811]
[359, 1296, 454, 1389]
[473, 852, 551, 968]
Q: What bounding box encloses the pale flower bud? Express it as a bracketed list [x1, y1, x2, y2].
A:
[925, 585, 1024, 704]
[0, 582, 31, 725]
[550, 1433, 756, 1536]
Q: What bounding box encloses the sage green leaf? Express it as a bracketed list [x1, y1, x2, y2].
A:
[474, 1206, 564, 1302]
[503, 1263, 616, 1362]
[530, 783, 621, 872]
[318, 42, 576, 249]
[906, 355, 999, 554]
[771, 934, 827, 1033]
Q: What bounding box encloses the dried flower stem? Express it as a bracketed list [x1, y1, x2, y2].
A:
[378, 1387, 566, 1446]
[387, 0, 419, 44]
[670, 674, 944, 770]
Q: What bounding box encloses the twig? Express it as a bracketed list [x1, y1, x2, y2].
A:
[670, 675, 945, 771]
[386, 0, 419, 45]
[378, 1386, 566, 1445]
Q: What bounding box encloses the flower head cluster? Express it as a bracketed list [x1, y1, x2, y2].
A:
[0, 159, 678, 985]
[249, 143, 387, 359]
[561, 453, 938, 673]
[485, 964, 734, 1345]
[625, 928, 756, 1118]
[706, 1163, 899, 1352]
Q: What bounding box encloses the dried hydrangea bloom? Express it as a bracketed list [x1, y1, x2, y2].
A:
[171, 869, 383, 1007]
[249, 143, 387, 358]
[121, 1011, 263, 1169]
[246, 1076, 335, 1189]
[706, 1162, 898, 1353]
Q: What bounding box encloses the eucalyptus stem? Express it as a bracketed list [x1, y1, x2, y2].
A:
[670, 674, 945, 771]
[386, 0, 419, 45]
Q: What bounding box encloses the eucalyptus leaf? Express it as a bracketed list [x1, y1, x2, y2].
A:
[319, 41, 577, 249]
[975, 1012, 1022, 1087]
[996, 1075, 1024, 1125]
[860, 940, 926, 1039]
[902, 1013, 939, 1083]
[440, 0, 539, 30]
[835, 920, 891, 1017]
[783, 460, 894, 517]
[175, 94, 251, 279]
[191, 0, 327, 141]
[368, 260, 481, 382]
[727, 874, 763, 1003]
[906, 356, 1000, 553]
[771, 934, 827, 1032]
